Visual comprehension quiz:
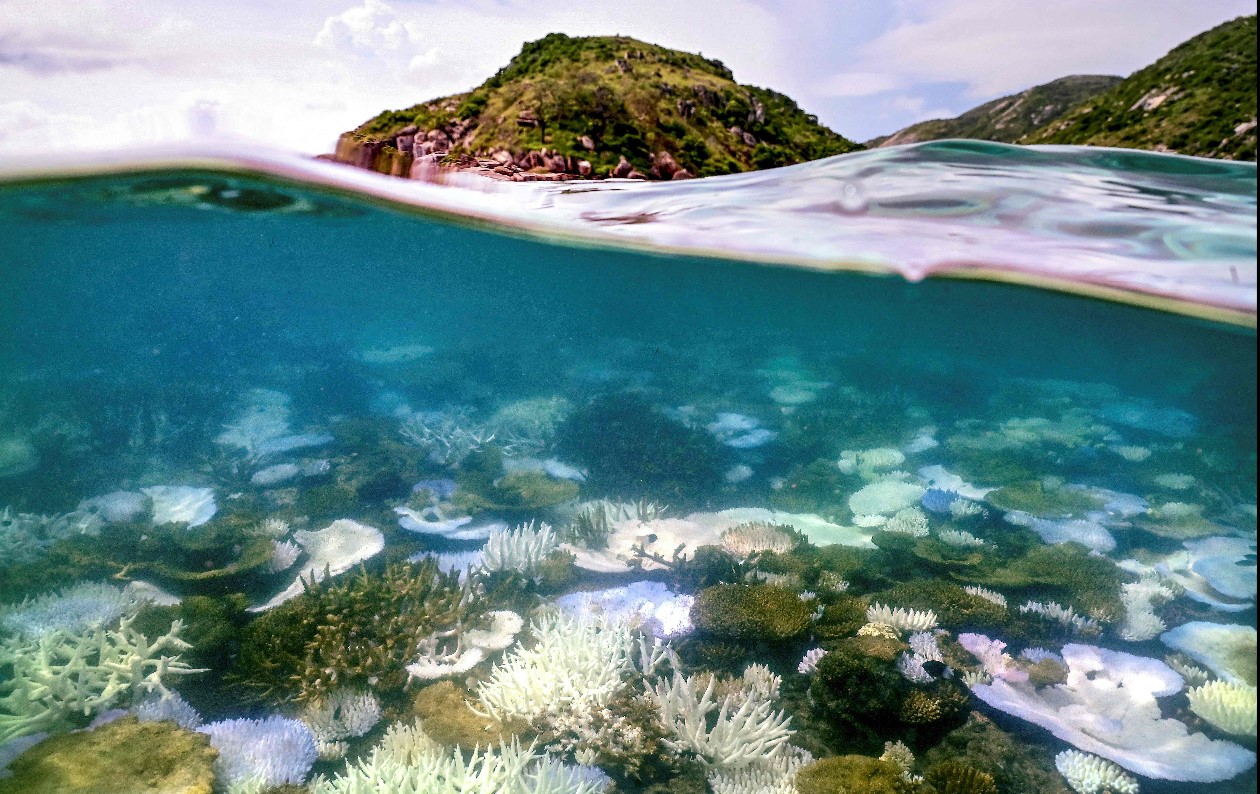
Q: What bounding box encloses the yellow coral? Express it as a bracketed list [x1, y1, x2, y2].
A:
[1188, 680, 1258, 737]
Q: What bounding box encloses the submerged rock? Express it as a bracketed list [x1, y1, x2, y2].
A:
[0, 716, 216, 794]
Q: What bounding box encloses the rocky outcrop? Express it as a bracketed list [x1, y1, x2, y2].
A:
[333, 33, 861, 180]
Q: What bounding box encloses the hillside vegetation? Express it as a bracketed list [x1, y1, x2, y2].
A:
[1022, 15, 1256, 159]
[867, 75, 1122, 147]
[337, 33, 860, 179]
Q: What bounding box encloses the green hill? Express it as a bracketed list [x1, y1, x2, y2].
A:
[866, 75, 1122, 147]
[1021, 15, 1256, 159]
[334, 33, 861, 179]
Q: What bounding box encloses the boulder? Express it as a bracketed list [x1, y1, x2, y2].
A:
[577, 160, 592, 176]
[579, 135, 595, 151]
[651, 151, 680, 179]
[671, 168, 694, 180]
[611, 155, 635, 178]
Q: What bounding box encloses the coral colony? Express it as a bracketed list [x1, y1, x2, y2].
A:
[0, 326, 1257, 793]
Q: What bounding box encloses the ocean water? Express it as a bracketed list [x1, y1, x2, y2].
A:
[0, 143, 1255, 793]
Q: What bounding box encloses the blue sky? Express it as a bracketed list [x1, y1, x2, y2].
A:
[0, 0, 1253, 155]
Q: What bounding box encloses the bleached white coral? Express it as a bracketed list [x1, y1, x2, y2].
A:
[837, 448, 905, 480]
[1165, 656, 1211, 686]
[268, 539, 302, 573]
[880, 740, 915, 774]
[1187, 680, 1258, 737]
[883, 507, 930, 537]
[708, 745, 812, 794]
[964, 586, 1007, 607]
[956, 633, 1026, 684]
[848, 479, 925, 516]
[399, 409, 496, 466]
[1118, 575, 1175, 642]
[1055, 749, 1140, 794]
[937, 528, 986, 547]
[313, 731, 610, 794]
[1018, 600, 1100, 635]
[798, 647, 827, 675]
[947, 498, 986, 519]
[1153, 473, 1195, 490]
[651, 670, 793, 769]
[132, 691, 202, 730]
[482, 521, 560, 577]
[720, 522, 797, 558]
[0, 615, 202, 742]
[250, 517, 291, 539]
[200, 715, 318, 790]
[475, 613, 636, 721]
[301, 690, 383, 760]
[865, 603, 938, 633]
[896, 652, 935, 684]
[907, 631, 943, 662]
[1112, 446, 1152, 462]
[1, 581, 149, 639]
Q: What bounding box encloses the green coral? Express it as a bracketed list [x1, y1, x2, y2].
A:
[809, 639, 909, 744]
[767, 458, 851, 516]
[813, 595, 869, 640]
[229, 559, 480, 703]
[0, 617, 202, 742]
[0, 716, 217, 794]
[795, 755, 923, 794]
[922, 713, 1072, 793]
[132, 594, 249, 672]
[923, 760, 998, 794]
[967, 542, 1125, 618]
[556, 394, 725, 506]
[690, 583, 811, 641]
[870, 580, 1008, 632]
[985, 480, 1104, 516]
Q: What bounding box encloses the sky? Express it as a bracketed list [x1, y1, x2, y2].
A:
[0, 0, 1254, 156]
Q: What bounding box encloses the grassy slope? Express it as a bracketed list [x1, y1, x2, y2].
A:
[868, 75, 1122, 147]
[1022, 16, 1257, 159]
[348, 33, 861, 177]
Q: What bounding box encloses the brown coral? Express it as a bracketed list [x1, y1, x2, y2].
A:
[924, 760, 999, 794]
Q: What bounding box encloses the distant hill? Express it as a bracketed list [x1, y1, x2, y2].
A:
[335, 33, 861, 180]
[872, 16, 1257, 161]
[866, 75, 1122, 148]
[1022, 16, 1256, 159]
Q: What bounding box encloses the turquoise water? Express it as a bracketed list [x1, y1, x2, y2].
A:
[0, 147, 1255, 793]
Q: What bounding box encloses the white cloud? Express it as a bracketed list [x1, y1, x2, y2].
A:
[818, 71, 905, 98]
[856, 0, 1256, 99]
[314, 0, 411, 56]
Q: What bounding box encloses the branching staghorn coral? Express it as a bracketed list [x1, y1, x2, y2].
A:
[231, 559, 480, 703]
[482, 522, 560, 577]
[650, 667, 794, 770]
[0, 615, 202, 742]
[1118, 575, 1176, 642]
[399, 409, 496, 466]
[707, 745, 813, 794]
[474, 612, 639, 722]
[311, 719, 611, 794]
